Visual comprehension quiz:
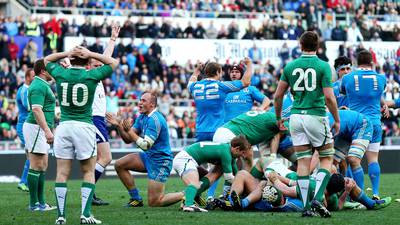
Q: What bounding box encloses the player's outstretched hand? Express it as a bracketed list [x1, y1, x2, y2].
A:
[45, 130, 54, 144]
[241, 57, 252, 66]
[106, 112, 121, 126]
[331, 121, 340, 137]
[111, 24, 121, 40]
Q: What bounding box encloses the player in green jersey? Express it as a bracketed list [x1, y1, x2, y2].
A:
[214, 110, 296, 164]
[44, 46, 118, 225]
[23, 59, 56, 212]
[274, 31, 340, 218]
[172, 135, 251, 212]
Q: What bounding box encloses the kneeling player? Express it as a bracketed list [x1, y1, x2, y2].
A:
[107, 92, 183, 207]
[173, 136, 251, 212]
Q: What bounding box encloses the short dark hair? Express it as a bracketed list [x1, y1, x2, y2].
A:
[299, 31, 319, 52]
[33, 59, 45, 75]
[230, 135, 251, 152]
[204, 62, 222, 78]
[334, 56, 352, 70]
[70, 57, 90, 67]
[326, 173, 345, 194]
[357, 50, 372, 66]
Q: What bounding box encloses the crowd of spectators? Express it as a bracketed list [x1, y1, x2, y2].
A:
[26, 0, 400, 21]
[1, 5, 400, 144]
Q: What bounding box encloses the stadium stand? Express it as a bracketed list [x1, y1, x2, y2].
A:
[1, 1, 400, 147]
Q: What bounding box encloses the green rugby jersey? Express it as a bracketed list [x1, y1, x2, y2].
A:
[26, 76, 56, 128]
[185, 142, 237, 174]
[46, 62, 113, 124]
[280, 55, 332, 116]
[223, 111, 283, 145]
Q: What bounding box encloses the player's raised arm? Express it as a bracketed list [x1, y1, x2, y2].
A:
[74, 46, 119, 70]
[187, 62, 203, 90]
[103, 24, 120, 57]
[43, 50, 71, 66]
[239, 57, 253, 87]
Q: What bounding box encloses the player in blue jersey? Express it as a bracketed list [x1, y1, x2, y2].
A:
[340, 50, 387, 199]
[16, 69, 35, 192]
[187, 58, 253, 141]
[106, 92, 183, 207]
[333, 56, 352, 108]
[206, 63, 268, 200]
[269, 92, 294, 119]
[224, 64, 270, 122]
[327, 110, 372, 189]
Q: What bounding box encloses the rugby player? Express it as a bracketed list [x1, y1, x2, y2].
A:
[16, 69, 35, 192]
[106, 92, 184, 208]
[45, 46, 118, 224]
[172, 136, 251, 212]
[340, 50, 387, 199]
[24, 60, 56, 211]
[224, 63, 270, 122]
[187, 58, 253, 142]
[328, 109, 372, 189]
[274, 31, 340, 217]
[332, 56, 352, 108]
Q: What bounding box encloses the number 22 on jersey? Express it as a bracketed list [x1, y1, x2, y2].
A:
[193, 83, 220, 100]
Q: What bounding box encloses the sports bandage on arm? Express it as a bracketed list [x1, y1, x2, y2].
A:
[223, 173, 235, 184]
[135, 136, 155, 151]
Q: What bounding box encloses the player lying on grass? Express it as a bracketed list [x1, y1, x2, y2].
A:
[213, 111, 296, 168]
[327, 109, 372, 190]
[107, 92, 184, 208]
[172, 135, 251, 212]
[214, 157, 391, 213]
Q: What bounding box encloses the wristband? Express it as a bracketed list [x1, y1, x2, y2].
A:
[110, 38, 116, 41]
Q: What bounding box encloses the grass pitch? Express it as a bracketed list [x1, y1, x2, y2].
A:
[1, 175, 399, 225]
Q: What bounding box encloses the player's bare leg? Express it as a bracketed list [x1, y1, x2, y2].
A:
[148, 180, 184, 207]
[230, 170, 259, 196]
[114, 153, 146, 207]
